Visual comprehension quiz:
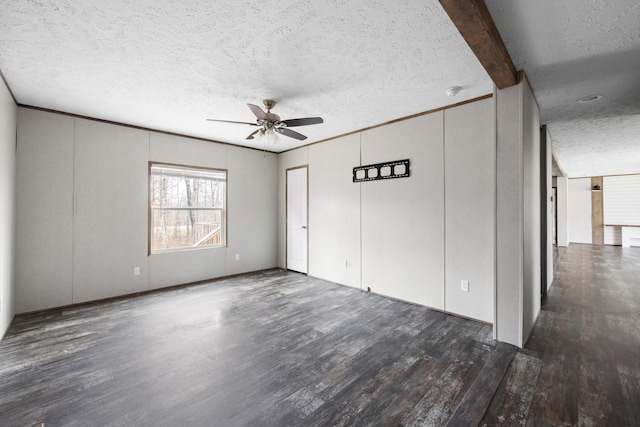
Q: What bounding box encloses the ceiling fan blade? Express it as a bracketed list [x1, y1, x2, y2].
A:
[275, 128, 307, 140]
[247, 103, 268, 120]
[281, 117, 324, 127]
[245, 129, 261, 140]
[206, 118, 258, 126]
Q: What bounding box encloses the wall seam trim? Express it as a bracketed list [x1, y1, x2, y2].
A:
[442, 110, 447, 312]
[359, 132, 363, 291]
[519, 82, 525, 348]
[72, 118, 76, 305]
[147, 131, 151, 291]
[492, 84, 498, 340]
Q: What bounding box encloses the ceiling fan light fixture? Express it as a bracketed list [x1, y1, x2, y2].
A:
[577, 94, 603, 103]
[264, 128, 278, 144]
[207, 100, 322, 142]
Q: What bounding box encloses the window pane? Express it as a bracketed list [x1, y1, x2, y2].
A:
[150, 164, 226, 252]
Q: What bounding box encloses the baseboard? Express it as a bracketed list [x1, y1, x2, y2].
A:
[14, 267, 281, 318]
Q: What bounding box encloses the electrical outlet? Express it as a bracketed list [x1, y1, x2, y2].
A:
[343, 259, 348, 268]
[134, 267, 140, 276]
[461, 280, 469, 292]
[235, 254, 240, 261]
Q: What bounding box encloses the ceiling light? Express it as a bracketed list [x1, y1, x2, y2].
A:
[445, 86, 462, 97]
[254, 128, 278, 150]
[577, 94, 603, 103]
[262, 128, 278, 145]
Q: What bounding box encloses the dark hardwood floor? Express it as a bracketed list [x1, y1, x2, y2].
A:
[1, 270, 512, 426]
[1, 244, 639, 426]
[483, 244, 640, 426]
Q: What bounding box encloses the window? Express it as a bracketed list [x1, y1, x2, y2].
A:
[149, 163, 226, 253]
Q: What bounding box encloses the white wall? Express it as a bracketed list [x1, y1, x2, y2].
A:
[495, 83, 523, 346]
[444, 99, 495, 322]
[604, 225, 622, 246]
[225, 146, 278, 276]
[568, 178, 592, 244]
[16, 108, 278, 313]
[522, 82, 541, 345]
[73, 119, 149, 303]
[308, 135, 361, 289]
[556, 177, 569, 247]
[0, 79, 16, 339]
[16, 110, 74, 313]
[545, 128, 554, 289]
[278, 97, 496, 323]
[361, 112, 445, 309]
[495, 77, 542, 347]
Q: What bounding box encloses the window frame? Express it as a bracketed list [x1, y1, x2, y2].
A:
[148, 162, 228, 255]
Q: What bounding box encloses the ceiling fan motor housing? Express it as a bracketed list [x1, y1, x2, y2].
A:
[262, 113, 281, 127]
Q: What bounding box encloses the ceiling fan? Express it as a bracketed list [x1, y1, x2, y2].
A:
[207, 99, 323, 141]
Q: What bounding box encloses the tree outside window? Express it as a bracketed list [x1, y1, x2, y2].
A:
[149, 163, 226, 253]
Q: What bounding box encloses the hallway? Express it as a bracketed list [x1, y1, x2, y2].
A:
[483, 244, 640, 426]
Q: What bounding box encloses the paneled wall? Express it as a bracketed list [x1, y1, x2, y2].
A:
[73, 120, 149, 303]
[556, 177, 569, 247]
[0, 78, 17, 339]
[361, 112, 445, 310]
[14, 94, 541, 345]
[545, 128, 554, 290]
[521, 80, 541, 346]
[495, 83, 524, 346]
[278, 97, 496, 323]
[16, 108, 278, 313]
[495, 77, 541, 347]
[16, 110, 74, 312]
[308, 135, 361, 289]
[444, 101, 495, 322]
[568, 178, 593, 244]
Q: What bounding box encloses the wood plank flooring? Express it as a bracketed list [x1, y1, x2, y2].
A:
[1, 271, 512, 426]
[1, 243, 639, 426]
[483, 244, 640, 426]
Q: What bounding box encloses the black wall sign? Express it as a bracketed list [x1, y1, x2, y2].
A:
[353, 159, 410, 183]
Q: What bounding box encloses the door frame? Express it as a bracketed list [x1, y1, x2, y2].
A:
[286, 165, 309, 273]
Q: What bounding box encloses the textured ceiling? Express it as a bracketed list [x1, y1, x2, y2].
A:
[3, 1, 637, 174]
[485, 0, 640, 177]
[0, 0, 493, 153]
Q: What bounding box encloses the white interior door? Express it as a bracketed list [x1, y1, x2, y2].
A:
[287, 167, 308, 273]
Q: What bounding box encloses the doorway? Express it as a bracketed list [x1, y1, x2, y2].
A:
[552, 186, 557, 246]
[286, 166, 308, 274]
